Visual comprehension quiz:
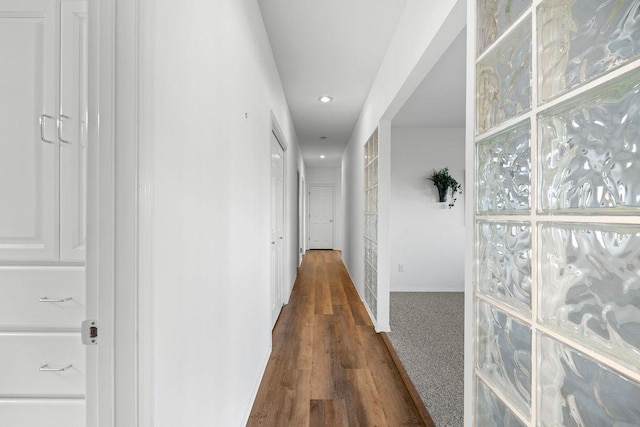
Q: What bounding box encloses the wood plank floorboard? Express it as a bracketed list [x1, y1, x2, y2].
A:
[247, 250, 426, 426]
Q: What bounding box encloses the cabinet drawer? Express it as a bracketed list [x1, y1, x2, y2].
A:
[0, 267, 85, 330]
[0, 398, 84, 427]
[0, 334, 85, 397]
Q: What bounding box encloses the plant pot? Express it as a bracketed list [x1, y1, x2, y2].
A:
[437, 186, 447, 203]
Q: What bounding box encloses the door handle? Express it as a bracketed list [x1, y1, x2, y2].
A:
[271, 241, 276, 245]
[39, 114, 55, 144]
[39, 297, 72, 303]
[39, 364, 73, 372]
[57, 114, 72, 144]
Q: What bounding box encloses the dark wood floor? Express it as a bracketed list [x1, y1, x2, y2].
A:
[247, 250, 427, 426]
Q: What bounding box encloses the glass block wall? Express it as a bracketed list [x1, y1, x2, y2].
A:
[473, 0, 640, 425]
[364, 129, 378, 320]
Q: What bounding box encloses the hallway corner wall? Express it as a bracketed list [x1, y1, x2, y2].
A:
[140, 0, 302, 425]
[342, 0, 465, 306]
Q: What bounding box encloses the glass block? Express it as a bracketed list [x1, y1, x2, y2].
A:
[477, 18, 532, 134]
[539, 0, 640, 102]
[477, 0, 531, 56]
[477, 301, 532, 415]
[371, 240, 377, 266]
[372, 189, 378, 213]
[372, 130, 378, 158]
[538, 333, 640, 426]
[539, 70, 640, 213]
[539, 223, 640, 371]
[366, 189, 373, 213]
[364, 239, 370, 265]
[365, 214, 376, 240]
[477, 121, 531, 213]
[476, 379, 526, 427]
[478, 222, 532, 312]
[371, 215, 377, 241]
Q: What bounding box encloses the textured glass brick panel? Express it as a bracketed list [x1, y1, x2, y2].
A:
[367, 214, 377, 241]
[540, 223, 640, 371]
[538, 333, 640, 426]
[539, 0, 640, 102]
[477, 121, 531, 212]
[478, 222, 532, 312]
[477, 18, 532, 134]
[371, 215, 377, 241]
[365, 141, 371, 167]
[477, 0, 531, 56]
[539, 70, 640, 213]
[476, 379, 526, 427]
[477, 301, 532, 414]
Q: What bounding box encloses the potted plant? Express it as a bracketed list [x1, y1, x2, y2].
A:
[428, 167, 462, 208]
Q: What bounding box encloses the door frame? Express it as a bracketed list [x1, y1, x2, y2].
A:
[88, 0, 145, 425]
[307, 184, 335, 250]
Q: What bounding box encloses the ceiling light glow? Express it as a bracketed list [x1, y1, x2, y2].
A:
[318, 96, 333, 103]
[320, 155, 326, 159]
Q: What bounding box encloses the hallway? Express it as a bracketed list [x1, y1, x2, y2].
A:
[248, 251, 430, 426]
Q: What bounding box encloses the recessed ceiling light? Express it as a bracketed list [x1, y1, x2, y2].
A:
[318, 96, 333, 103]
[320, 155, 326, 159]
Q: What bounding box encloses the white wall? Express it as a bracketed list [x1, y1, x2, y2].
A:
[342, 0, 466, 329]
[139, 1, 303, 425]
[390, 128, 465, 291]
[306, 167, 343, 250]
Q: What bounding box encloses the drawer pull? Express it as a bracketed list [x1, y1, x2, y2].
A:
[39, 364, 73, 372]
[38, 297, 72, 303]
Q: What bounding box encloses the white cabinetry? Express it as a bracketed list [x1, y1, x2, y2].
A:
[0, 1, 87, 425]
[0, 0, 87, 263]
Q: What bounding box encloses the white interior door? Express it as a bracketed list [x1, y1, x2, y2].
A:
[270, 132, 285, 327]
[308, 186, 334, 249]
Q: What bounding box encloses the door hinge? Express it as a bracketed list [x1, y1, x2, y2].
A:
[81, 320, 98, 345]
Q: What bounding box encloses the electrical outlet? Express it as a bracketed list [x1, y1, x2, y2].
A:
[398, 264, 404, 272]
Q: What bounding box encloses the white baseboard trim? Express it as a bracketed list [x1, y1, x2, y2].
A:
[391, 287, 465, 293]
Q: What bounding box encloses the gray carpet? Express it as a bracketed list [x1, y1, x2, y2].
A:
[388, 292, 464, 427]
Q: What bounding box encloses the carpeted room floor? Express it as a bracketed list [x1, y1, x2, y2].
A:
[388, 292, 465, 427]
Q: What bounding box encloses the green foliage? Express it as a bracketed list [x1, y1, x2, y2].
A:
[428, 167, 462, 208]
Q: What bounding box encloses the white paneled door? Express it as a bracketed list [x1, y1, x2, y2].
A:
[0, 0, 88, 425]
[308, 186, 334, 249]
[270, 131, 285, 327]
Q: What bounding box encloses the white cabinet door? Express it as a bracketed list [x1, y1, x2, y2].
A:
[0, 399, 84, 427]
[0, 333, 85, 396]
[0, 0, 59, 261]
[59, 0, 87, 261]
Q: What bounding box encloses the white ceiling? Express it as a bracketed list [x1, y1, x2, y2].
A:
[258, 1, 466, 168]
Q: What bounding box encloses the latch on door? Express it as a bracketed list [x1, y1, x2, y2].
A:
[81, 320, 98, 345]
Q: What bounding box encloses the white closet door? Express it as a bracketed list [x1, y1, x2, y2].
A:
[270, 132, 285, 327]
[308, 186, 334, 249]
[0, 0, 59, 261]
[59, 0, 87, 261]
